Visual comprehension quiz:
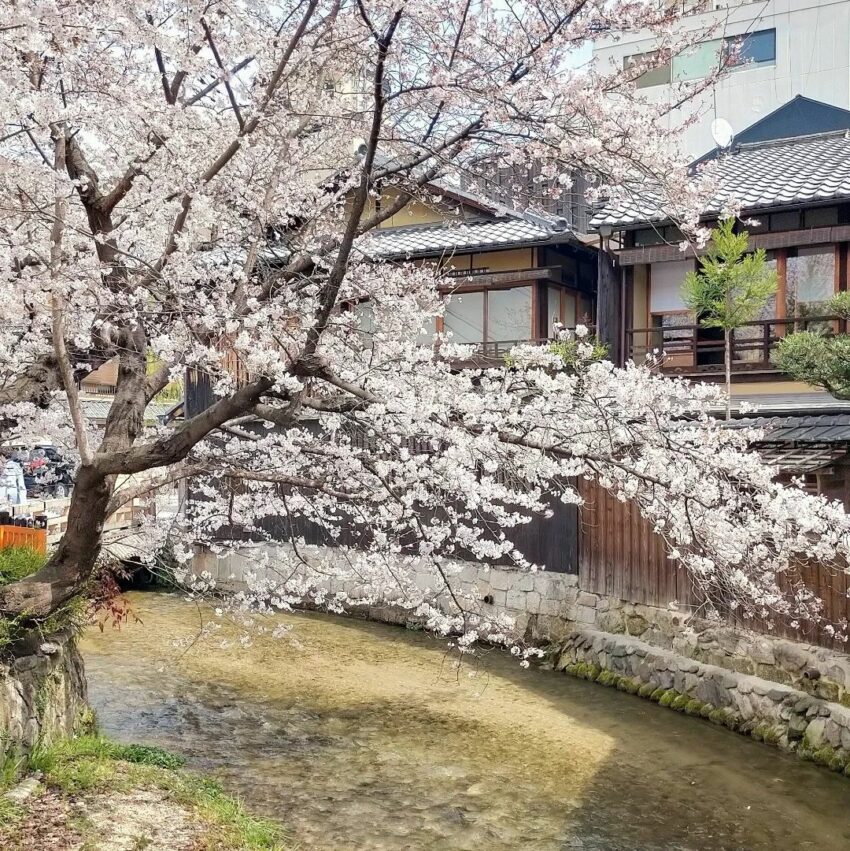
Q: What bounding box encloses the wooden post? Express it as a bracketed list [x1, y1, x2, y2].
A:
[596, 244, 622, 364]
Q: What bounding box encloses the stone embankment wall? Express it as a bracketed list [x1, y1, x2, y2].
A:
[0, 628, 88, 757]
[556, 629, 850, 774]
[194, 543, 850, 771]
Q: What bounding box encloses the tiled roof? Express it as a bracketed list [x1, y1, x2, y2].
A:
[358, 215, 572, 260]
[729, 392, 850, 417]
[730, 414, 850, 444]
[80, 397, 176, 423]
[727, 409, 850, 473]
[591, 131, 850, 230]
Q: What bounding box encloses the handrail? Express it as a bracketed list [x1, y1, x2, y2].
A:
[626, 315, 845, 335]
[626, 314, 846, 374]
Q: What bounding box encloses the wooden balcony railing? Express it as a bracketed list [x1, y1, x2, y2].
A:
[627, 315, 847, 376]
[472, 338, 553, 360]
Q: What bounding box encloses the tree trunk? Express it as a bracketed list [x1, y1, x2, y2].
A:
[0, 465, 112, 618]
[725, 327, 732, 421]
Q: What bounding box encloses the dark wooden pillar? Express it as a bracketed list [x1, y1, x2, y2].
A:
[596, 245, 622, 365]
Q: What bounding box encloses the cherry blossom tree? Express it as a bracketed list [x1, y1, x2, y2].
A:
[0, 0, 848, 644]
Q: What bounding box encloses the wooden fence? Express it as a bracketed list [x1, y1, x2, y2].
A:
[0, 497, 143, 547]
[577, 479, 696, 607]
[0, 525, 47, 554]
[576, 478, 850, 650]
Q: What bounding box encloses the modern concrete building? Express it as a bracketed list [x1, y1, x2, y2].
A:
[594, 0, 850, 156]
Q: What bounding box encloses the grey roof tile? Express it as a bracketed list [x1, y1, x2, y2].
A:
[81, 397, 176, 423]
[358, 215, 572, 259]
[591, 131, 850, 229]
[729, 414, 850, 444]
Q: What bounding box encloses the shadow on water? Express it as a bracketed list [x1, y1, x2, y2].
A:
[82, 593, 850, 851]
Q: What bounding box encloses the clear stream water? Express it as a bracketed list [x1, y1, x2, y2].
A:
[81, 592, 850, 850]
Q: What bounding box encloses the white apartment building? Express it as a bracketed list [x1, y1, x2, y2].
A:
[593, 0, 850, 157]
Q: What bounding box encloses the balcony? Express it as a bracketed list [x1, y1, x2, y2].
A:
[626, 315, 846, 378]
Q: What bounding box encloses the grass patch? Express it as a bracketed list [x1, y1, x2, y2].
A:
[0, 547, 46, 586]
[0, 797, 24, 830]
[24, 735, 287, 849]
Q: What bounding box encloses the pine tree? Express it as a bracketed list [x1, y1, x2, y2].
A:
[682, 218, 778, 419]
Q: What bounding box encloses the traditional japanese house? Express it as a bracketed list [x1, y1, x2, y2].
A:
[591, 96, 850, 501]
[353, 180, 598, 363]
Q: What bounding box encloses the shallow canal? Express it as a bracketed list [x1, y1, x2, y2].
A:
[82, 592, 850, 850]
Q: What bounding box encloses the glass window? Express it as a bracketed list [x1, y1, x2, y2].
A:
[416, 316, 437, 346]
[561, 255, 577, 286]
[547, 287, 562, 335]
[634, 227, 665, 246]
[624, 52, 671, 88]
[723, 29, 776, 69]
[770, 211, 800, 232]
[444, 291, 484, 344]
[673, 39, 721, 81]
[353, 301, 375, 335]
[546, 287, 578, 334]
[787, 247, 835, 317]
[563, 292, 576, 328]
[804, 207, 838, 228]
[488, 287, 532, 342]
[734, 253, 777, 362]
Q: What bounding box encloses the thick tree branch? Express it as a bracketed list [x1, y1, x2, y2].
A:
[95, 376, 276, 475]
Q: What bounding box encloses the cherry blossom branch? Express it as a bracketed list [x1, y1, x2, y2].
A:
[49, 126, 92, 466]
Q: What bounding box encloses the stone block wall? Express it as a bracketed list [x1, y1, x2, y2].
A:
[193, 543, 583, 642]
[563, 588, 850, 708]
[557, 628, 850, 774]
[0, 628, 88, 757]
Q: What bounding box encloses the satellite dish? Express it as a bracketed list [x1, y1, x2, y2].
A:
[711, 117, 735, 149]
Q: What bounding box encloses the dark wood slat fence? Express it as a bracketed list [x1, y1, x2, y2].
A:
[577, 479, 850, 650]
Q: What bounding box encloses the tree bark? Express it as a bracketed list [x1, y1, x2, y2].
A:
[0, 465, 112, 618]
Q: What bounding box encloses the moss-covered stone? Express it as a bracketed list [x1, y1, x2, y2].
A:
[812, 746, 836, 768]
[658, 690, 679, 708]
[762, 726, 782, 746]
[572, 662, 590, 679]
[815, 680, 841, 703]
[638, 683, 656, 699]
[828, 750, 848, 773]
[596, 669, 620, 688]
[683, 699, 704, 716]
[584, 663, 602, 682]
[750, 723, 782, 745]
[709, 708, 730, 726]
[649, 687, 666, 702]
[671, 694, 691, 712]
[699, 703, 715, 719]
[721, 711, 741, 731]
[616, 677, 640, 695]
[563, 662, 582, 677]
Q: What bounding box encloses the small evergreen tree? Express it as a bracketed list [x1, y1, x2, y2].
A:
[773, 292, 850, 400]
[682, 218, 778, 419]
